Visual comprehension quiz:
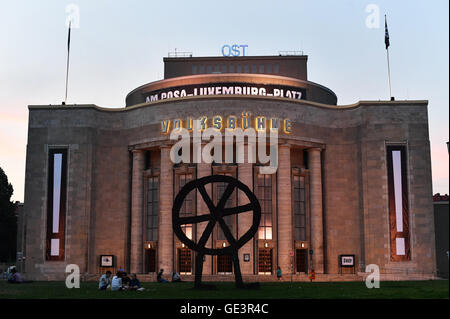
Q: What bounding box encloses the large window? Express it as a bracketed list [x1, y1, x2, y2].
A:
[46, 148, 67, 261]
[177, 172, 195, 239]
[293, 175, 306, 241]
[146, 176, 159, 241]
[215, 174, 235, 240]
[255, 173, 273, 240]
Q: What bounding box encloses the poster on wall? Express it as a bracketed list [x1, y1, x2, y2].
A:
[100, 255, 114, 267]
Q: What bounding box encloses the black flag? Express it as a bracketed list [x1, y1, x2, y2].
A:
[384, 15, 390, 49]
[67, 21, 71, 51]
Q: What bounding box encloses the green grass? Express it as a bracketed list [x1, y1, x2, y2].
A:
[0, 280, 448, 299]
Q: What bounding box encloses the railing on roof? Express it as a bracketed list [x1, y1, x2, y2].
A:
[168, 51, 193, 58]
[278, 50, 304, 56]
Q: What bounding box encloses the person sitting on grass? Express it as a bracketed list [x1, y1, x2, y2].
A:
[122, 272, 131, 290]
[172, 271, 182, 282]
[111, 271, 123, 291]
[99, 271, 112, 290]
[129, 274, 145, 291]
[157, 269, 168, 283]
[7, 268, 32, 284]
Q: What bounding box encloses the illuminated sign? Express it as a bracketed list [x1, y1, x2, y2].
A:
[221, 44, 248, 56]
[145, 83, 306, 103]
[161, 112, 292, 134]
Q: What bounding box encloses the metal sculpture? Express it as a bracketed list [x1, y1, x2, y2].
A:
[172, 175, 261, 288]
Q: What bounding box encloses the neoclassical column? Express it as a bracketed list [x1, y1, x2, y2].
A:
[308, 147, 324, 273]
[158, 146, 174, 273]
[277, 144, 292, 275]
[130, 149, 145, 274]
[238, 143, 254, 274]
[196, 160, 212, 274]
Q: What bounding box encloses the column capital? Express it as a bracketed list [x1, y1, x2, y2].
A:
[279, 143, 291, 149]
[131, 148, 145, 154]
[308, 147, 322, 153]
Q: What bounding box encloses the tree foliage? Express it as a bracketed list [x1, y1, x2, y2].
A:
[0, 167, 17, 262]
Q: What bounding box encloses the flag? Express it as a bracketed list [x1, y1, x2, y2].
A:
[67, 21, 71, 51]
[384, 15, 390, 49]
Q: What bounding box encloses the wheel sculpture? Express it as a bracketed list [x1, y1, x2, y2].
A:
[172, 175, 261, 288]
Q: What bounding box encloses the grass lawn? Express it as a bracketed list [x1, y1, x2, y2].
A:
[0, 280, 448, 299]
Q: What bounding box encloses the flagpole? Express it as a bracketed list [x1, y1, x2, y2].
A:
[64, 21, 71, 105]
[386, 46, 392, 99]
[385, 15, 392, 100]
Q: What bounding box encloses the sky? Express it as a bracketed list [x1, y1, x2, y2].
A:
[0, 0, 448, 202]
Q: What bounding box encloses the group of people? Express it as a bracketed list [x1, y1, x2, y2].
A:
[98, 268, 183, 291]
[157, 268, 183, 283]
[99, 270, 144, 291]
[7, 268, 32, 284]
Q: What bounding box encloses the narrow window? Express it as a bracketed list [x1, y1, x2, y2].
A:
[46, 149, 67, 260]
[274, 64, 279, 73]
[146, 176, 159, 241]
[259, 64, 264, 73]
[386, 145, 411, 261]
[293, 175, 306, 241]
[255, 173, 273, 240]
[177, 173, 195, 239]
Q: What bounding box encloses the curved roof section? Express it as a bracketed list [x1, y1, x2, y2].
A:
[125, 73, 337, 107]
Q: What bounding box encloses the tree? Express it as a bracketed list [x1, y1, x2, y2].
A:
[0, 167, 17, 262]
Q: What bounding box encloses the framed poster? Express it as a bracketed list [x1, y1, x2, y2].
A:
[339, 255, 355, 267]
[243, 253, 250, 262]
[100, 255, 114, 267]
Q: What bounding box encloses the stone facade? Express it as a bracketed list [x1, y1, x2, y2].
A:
[21, 96, 436, 281]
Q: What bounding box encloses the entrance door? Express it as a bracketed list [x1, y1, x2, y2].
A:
[145, 249, 156, 273]
[178, 248, 192, 275]
[258, 248, 273, 274]
[296, 249, 307, 273]
[217, 254, 232, 274]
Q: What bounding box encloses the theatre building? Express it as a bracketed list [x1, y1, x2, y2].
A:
[22, 54, 437, 281]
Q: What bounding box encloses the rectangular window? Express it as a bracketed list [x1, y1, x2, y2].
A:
[237, 64, 242, 73]
[221, 64, 227, 73]
[192, 65, 197, 74]
[215, 173, 235, 240]
[258, 64, 264, 73]
[293, 175, 306, 241]
[177, 173, 195, 239]
[146, 176, 159, 241]
[274, 64, 279, 73]
[244, 65, 250, 73]
[251, 64, 257, 73]
[386, 145, 411, 261]
[266, 64, 272, 74]
[229, 64, 235, 73]
[199, 65, 205, 73]
[46, 149, 67, 260]
[255, 173, 273, 240]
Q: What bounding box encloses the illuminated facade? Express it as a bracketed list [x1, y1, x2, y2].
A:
[22, 55, 436, 281]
